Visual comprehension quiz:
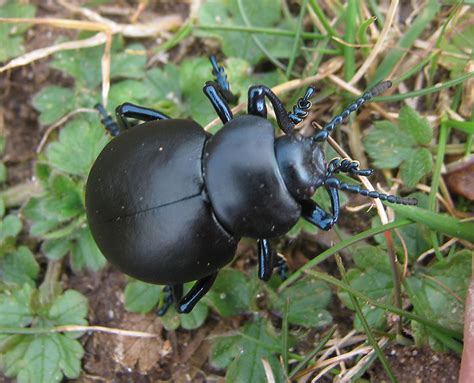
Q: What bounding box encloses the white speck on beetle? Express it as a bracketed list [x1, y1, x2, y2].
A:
[159, 146, 164, 151]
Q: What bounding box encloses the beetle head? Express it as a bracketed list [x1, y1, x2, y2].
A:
[275, 133, 327, 200]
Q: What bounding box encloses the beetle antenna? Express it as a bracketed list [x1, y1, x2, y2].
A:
[312, 81, 392, 143]
[325, 177, 417, 205]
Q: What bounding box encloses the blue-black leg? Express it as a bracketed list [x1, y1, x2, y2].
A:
[95, 104, 120, 136]
[156, 284, 183, 316]
[115, 102, 170, 130]
[247, 85, 315, 135]
[257, 238, 274, 281]
[176, 272, 218, 314]
[203, 81, 234, 124]
[209, 56, 236, 103]
[257, 239, 289, 281]
[327, 158, 374, 177]
[300, 186, 340, 231]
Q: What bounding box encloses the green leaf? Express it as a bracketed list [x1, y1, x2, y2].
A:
[32, 86, 75, 125]
[0, 284, 33, 327]
[159, 309, 181, 331]
[124, 280, 162, 313]
[205, 269, 251, 317]
[209, 333, 242, 369]
[1, 214, 22, 240]
[400, 148, 432, 187]
[46, 117, 109, 176]
[0, 1, 36, 62]
[0, 162, 6, 183]
[0, 246, 39, 287]
[197, 0, 294, 65]
[145, 64, 182, 116]
[41, 238, 72, 261]
[108, 80, 150, 109]
[70, 228, 106, 272]
[179, 57, 217, 125]
[363, 121, 416, 168]
[226, 317, 285, 383]
[398, 106, 433, 145]
[405, 250, 471, 334]
[180, 301, 209, 330]
[48, 290, 88, 328]
[111, 43, 147, 80]
[0, 136, 5, 154]
[0, 198, 4, 218]
[274, 278, 332, 328]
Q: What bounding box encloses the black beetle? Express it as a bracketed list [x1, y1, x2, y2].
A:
[86, 56, 417, 315]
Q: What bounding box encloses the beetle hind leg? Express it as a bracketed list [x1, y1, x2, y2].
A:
[156, 284, 183, 316]
[258, 239, 289, 281]
[176, 272, 218, 314]
[115, 103, 170, 131]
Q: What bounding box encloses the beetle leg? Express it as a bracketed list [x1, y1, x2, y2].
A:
[247, 85, 315, 135]
[203, 81, 234, 124]
[209, 56, 236, 103]
[176, 272, 219, 314]
[257, 238, 275, 281]
[300, 188, 340, 231]
[115, 102, 170, 130]
[275, 254, 289, 280]
[95, 103, 120, 136]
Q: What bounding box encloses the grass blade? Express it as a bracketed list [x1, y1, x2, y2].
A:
[286, 0, 308, 78]
[335, 255, 398, 383]
[370, 0, 440, 85]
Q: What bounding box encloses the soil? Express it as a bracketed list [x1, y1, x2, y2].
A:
[0, 1, 462, 382]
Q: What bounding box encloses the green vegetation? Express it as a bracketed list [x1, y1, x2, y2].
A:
[0, 0, 472, 381]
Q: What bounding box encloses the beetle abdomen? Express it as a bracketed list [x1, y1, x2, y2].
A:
[203, 115, 301, 238]
[86, 119, 237, 284]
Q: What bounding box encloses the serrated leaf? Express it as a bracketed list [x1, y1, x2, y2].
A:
[108, 80, 150, 109]
[225, 317, 285, 383]
[48, 290, 88, 328]
[197, 0, 294, 65]
[209, 333, 241, 369]
[1, 214, 22, 240]
[0, 1, 36, 62]
[179, 57, 217, 125]
[352, 245, 391, 274]
[41, 238, 72, 261]
[159, 309, 181, 331]
[205, 269, 250, 317]
[0, 284, 33, 327]
[274, 278, 332, 328]
[353, 305, 387, 332]
[0, 246, 39, 286]
[46, 117, 109, 176]
[124, 280, 162, 313]
[405, 250, 471, 333]
[32, 86, 75, 125]
[111, 43, 147, 80]
[399, 106, 433, 145]
[364, 121, 416, 168]
[180, 301, 209, 330]
[70, 228, 106, 272]
[400, 148, 432, 187]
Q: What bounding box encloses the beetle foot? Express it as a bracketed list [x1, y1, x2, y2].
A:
[275, 255, 289, 280]
[156, 285, 173, 316]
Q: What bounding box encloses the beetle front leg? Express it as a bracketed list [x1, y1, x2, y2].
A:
[156, 284, 183, 316]
[300, 186, 340, 231]
[176, 272, 219, 314]
[248, 85, 315, 135]
[203, 81, 234, 124]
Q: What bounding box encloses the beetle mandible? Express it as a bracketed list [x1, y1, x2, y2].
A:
[86, 56, 417, 315]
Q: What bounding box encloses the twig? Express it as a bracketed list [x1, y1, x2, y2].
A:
[0, 325, 158, 338]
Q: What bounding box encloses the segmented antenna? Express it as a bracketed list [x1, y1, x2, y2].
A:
[95, 104, 120, 137]
[313, 81, 392, 142]
[325, 177, 417, 205]
[288, 86, 316, 125]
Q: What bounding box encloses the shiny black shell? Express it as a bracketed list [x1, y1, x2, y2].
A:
[86, 116, 302, 286]
[86, 119, 237, 285]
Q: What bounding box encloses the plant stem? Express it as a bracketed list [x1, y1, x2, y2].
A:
[0, 180, 43, 207]
[195, 24, 323, 40]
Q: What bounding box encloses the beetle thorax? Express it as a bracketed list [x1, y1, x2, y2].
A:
[275, 134, 327, 200]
